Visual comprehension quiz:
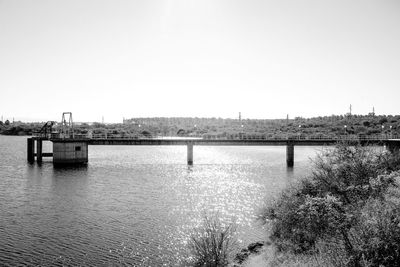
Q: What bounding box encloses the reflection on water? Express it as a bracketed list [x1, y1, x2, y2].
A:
[0, 136, 318, 266]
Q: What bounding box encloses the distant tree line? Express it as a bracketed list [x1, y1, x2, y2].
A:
[1, 114, 400, 138]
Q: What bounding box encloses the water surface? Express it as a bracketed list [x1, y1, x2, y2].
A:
[0, 136, 319, 266]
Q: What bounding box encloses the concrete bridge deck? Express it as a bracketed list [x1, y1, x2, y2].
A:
[46, 138, 386, 146]
[28, 136, 400, 166]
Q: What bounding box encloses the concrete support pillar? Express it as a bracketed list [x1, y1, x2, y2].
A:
[36, 139, 43, 163]
[286, 143, 294, 167]
[27, 138, 35, 163]
[187, 142, 193, 165]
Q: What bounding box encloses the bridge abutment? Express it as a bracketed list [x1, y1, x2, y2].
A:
[187, 142, 193, 165]
[286, 143, 294, 167]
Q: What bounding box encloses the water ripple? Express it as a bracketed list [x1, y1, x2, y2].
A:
[0, 137, 316, 265]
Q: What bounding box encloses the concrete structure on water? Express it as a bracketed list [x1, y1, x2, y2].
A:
[27, 112, 88, 165]
[286, 142, 294, 167]
[27, 138, 88, 165]
[27, 112, 400, 166]
[27, 136, 400, 167]
[52, 141, 88, 165]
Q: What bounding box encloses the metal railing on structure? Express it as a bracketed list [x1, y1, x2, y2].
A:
[201, 133, 399, 141]
[32, 132, 399, 141]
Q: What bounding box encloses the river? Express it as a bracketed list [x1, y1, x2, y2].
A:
[0, 136, 320, 266]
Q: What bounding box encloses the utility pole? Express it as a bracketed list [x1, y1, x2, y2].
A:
[102, 116, 104, 124]
[239, 112, 241, 122]
[349, 104, 352, 116]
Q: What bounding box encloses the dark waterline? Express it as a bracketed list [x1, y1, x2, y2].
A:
[0, 136, 319, 266]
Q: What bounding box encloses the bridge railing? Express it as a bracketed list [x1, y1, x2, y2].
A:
[35, 132, 399, 141]
[201, 134, 399, 141]
[87, 134, 204, 140]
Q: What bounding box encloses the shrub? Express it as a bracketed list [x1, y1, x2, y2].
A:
[264, 190, 350, 253]
[140, 130, 152, 137]
[357, 179, 400, 266]
[376, 150, 400, 174]
[379, 118, 388, 124]
[362, 121, 370, 127]
[261, 143, 400, 266]
[188, 214, 237, 267]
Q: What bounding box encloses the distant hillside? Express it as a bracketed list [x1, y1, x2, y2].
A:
[121, 114, 400, 138]
[1, 114, 399, 138]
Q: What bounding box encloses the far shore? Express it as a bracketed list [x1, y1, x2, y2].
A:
[1, 114, 399, 139]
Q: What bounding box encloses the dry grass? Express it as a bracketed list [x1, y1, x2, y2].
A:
[188, 214, 237, 267]
[243, 241, 347, 267]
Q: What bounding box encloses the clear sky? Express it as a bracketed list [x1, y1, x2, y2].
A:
[1, 0, 399, 122]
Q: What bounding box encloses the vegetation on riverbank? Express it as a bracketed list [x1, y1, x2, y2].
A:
[260, 143, 400, 266]
[1, 114, 400, 138]
[186, 144, 400, 266]
[187, 214, 237, 266]
[0, 123, 41, 136]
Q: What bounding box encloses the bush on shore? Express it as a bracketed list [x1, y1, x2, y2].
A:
[357, 184, 400, 266]
[188, 214, 237, 267]
[261, 143, 400, 266]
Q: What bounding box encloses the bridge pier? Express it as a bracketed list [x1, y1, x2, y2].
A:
[36, 139, 43, 163]
[187, 142, 193, 165]
[27, 138, 35, 163]
[286, 143, 294, 167]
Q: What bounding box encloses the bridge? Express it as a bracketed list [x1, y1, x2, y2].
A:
[27, 134, 400, 167]
[27, 113, 400, 166]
